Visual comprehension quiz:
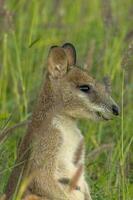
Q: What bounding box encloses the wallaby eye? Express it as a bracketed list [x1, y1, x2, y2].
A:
[79, 85, 91, 93]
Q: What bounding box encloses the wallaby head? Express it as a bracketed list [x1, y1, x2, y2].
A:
[46, 43, 119, 121]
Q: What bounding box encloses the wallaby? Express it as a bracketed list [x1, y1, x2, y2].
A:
[5, 43, 119, 200]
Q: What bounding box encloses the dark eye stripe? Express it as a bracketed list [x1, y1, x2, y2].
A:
[79, 85, 91, 93]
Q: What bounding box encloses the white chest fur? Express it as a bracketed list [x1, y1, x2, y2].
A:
[52, 115, 84, 178]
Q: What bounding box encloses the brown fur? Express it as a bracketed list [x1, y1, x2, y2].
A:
[5, 43, 119, 200]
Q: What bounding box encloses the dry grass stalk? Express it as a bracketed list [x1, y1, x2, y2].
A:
[84, 41, 95, 72]
[0, 120, 29, 142]
[121, 41, 133, 70]
[103, 75, 112, 94]
[86, 143, 114, 163]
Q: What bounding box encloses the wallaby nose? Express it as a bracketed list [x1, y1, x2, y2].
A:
[112, 105, 119, 116]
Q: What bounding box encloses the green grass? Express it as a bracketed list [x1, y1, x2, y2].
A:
[0, 0, 133, 199]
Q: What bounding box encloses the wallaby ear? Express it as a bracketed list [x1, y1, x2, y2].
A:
[47, 46, 68, 78]
[62, 43, 76, 66]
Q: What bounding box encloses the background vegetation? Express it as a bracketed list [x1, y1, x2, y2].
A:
[0, 0, 133, 199]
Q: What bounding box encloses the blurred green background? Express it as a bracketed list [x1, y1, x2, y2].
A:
[0, 0, 133, 199]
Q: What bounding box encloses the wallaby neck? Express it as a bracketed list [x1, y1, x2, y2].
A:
[52, 114, 78, 130]
[30, 77, 69, 129]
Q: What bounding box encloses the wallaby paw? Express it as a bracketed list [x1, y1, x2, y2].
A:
[0, 194, 6, 200]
